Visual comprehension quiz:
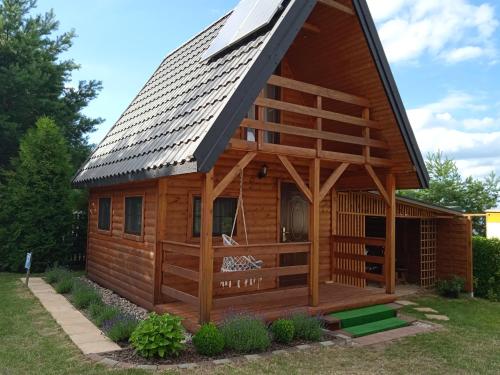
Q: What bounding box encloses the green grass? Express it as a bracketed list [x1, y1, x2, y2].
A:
[1, 272, 499, 374]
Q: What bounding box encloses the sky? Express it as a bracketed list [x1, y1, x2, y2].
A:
[35, 0, 500, 179]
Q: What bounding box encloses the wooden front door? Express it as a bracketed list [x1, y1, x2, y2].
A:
[280, 183, 309, 287]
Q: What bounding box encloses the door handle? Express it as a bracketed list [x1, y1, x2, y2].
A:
[282, 226, 289, 242]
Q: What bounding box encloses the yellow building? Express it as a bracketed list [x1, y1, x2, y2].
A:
[486, 209, 500, 239]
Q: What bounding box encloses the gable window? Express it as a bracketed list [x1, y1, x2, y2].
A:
[193, 197, 237, 237]
[98, 197, 111, 231]
[124, 196, 143, 236]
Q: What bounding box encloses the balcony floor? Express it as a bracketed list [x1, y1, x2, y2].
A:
[154, 282, 397, 332]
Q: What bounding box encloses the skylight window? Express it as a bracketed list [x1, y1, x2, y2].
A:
[202, 0, 284, 60]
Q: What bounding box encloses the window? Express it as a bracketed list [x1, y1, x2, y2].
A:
[193, 197, 237, 237]
[98, 197, 111, 231]
[124, 196, 143, 236]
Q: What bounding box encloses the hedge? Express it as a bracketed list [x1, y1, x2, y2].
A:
[472, 236, 500, 301]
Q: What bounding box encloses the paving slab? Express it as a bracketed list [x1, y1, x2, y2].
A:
[213, 358, 232, 365]
[395, 300, 418, 306]
[425, 314, 449, 321]
[353, 323, 434, 346]
[25, 277, 121, 354]
[244, 354, 261, 361]
[414, 307, 438, 313]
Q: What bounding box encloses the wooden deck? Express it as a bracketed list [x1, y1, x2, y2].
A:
[155, 283, 397, 332]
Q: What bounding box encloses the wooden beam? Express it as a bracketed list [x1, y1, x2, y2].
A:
[385, 173, 396, 294]
[214, 265, 309, 282]
[309, 158, 320, 306]
[213, 287, 308, 309]
[362, 109, 371, 163]
[162, 285, 199, 306]
[255, 97, 380, 129]
[213, 152, 256, 199]
[316, 96, 322, 156]
[302, 22, 320, 33]
[199, 170, 214, 323]
[318, 0, 355, 15]
[257, 91, 265, 150]
[240, 118, 388, 149]
[154, 178, 168, 304]
[278, 155, 313, 203]
[267, 75, 369, 107]
[365, 164, 390, 204]
[163, 264, 199, 282]
[319, 163, 349, 201]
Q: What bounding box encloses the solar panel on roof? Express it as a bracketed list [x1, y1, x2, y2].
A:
[202, 0, 284, 60]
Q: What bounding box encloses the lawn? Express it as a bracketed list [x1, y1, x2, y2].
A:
[0, 273, 499, 375]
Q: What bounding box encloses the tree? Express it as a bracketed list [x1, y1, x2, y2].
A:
[0, 117, 74, 272]
[0, 0, 102, 171]
[401, 151, 500, 235]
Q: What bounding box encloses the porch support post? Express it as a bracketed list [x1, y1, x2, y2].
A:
[309, 158, 320, 306]
[154, 178, 169, 304]
[199, 169, 214, 323]
[385, 173, 396, 294]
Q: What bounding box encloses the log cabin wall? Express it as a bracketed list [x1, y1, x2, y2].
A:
[87, 181, 158, 309]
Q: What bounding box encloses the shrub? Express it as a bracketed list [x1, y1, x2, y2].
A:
[270, 319, 294, 344]
[290, 314, 323, 342]
[220, 315, 270, 353]
[193, 323, 225, 356]
[473, 236, 500, 301]
[103, 314, 139, 343]
[436, 276, 465, 298]
[45, 266, 71, 284]
[71, 282, 101, 309]
[88, 302, 120, 327]
[55, 276, 74, 294]
[130, 313, 185, 358]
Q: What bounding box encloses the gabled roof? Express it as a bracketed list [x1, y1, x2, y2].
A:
[72, 0, 428, 188]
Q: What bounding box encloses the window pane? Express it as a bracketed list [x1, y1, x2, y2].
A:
[193, 197, 237, 237]
[125, 196, 143, 236]
[98, 198, 111, 231]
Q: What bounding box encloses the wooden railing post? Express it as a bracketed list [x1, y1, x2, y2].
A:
[199, 170, 214, 323]
[385, 173, 396, 294]
[309, 158, 320, 306]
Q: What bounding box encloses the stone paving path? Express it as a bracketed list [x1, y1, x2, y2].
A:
[25, 277, 121, 354]
[352, 323, 435, 346]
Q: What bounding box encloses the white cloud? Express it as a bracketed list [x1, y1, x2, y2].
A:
[367, 0, 499, 64]
[407, 93, 500, 177]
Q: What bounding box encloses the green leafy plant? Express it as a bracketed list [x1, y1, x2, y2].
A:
[88, 302, 120, 327]
[129, 313, 185, 358]
[193, 323, 225, 356]
[54, 276, 74, 294]
[220, 315, 270, 353]
[290, 314, 323, 342]
[71, 282, 101, 309]
[436, 276, 465, 298]
[45, 266, 71, 284]
[473, 236, 500, 301]
[270, 319, 295, 344]
[103, 315, 138, 343]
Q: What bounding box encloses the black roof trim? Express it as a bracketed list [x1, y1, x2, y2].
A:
[194, 0, 316, 172]
[353, 0, 429, 188]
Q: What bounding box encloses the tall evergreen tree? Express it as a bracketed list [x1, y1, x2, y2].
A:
[0, 0, 102, 170]
[0, 117, 73, 272]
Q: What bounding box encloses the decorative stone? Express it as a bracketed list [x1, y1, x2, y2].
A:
[86, 353, 103, 362]
[320, 340, 335, 347]
[395, 300, 418, 306]
[115, 362, 136, 369]
[99, 358, 118, 367]
[334, 333, 351, 341]
[136, 364, 158, 370]
[244, 354, 261, 361]
[178, 363, 198, 369]
[213, 358, 232, 365]
[425, 314, 449, 321]
[414, 307, 438, 313]
[272, 350, 288, 355]
[296, 344, 312, 350]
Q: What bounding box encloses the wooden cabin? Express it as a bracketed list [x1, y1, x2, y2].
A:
[73, 0, 473, 331]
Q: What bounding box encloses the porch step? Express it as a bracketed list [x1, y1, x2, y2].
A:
[343, 317, 408, 338]
[330, 304, 397, 329]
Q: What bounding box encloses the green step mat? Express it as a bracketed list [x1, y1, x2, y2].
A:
[343, 317, 408, 338]
[330, 304, 396, 328]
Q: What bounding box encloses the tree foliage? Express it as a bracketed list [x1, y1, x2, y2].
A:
[0, 117, 74, 272]
[0, 0, 102, 170]
[401, 151, 500, 235]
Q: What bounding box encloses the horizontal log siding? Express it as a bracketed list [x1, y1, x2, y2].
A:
[88, 181, 158, 309]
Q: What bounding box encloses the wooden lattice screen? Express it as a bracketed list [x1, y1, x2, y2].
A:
[420, 219, 437, 287]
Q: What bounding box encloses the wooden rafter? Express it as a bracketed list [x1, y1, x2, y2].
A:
[319, 163, 349, 201]
[317, 0, 355, 15]
[303, 22, 320, 33]
[213, 152, 256, 199]
[278, 155, 313, 203]
[365, 164, 390, 205]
